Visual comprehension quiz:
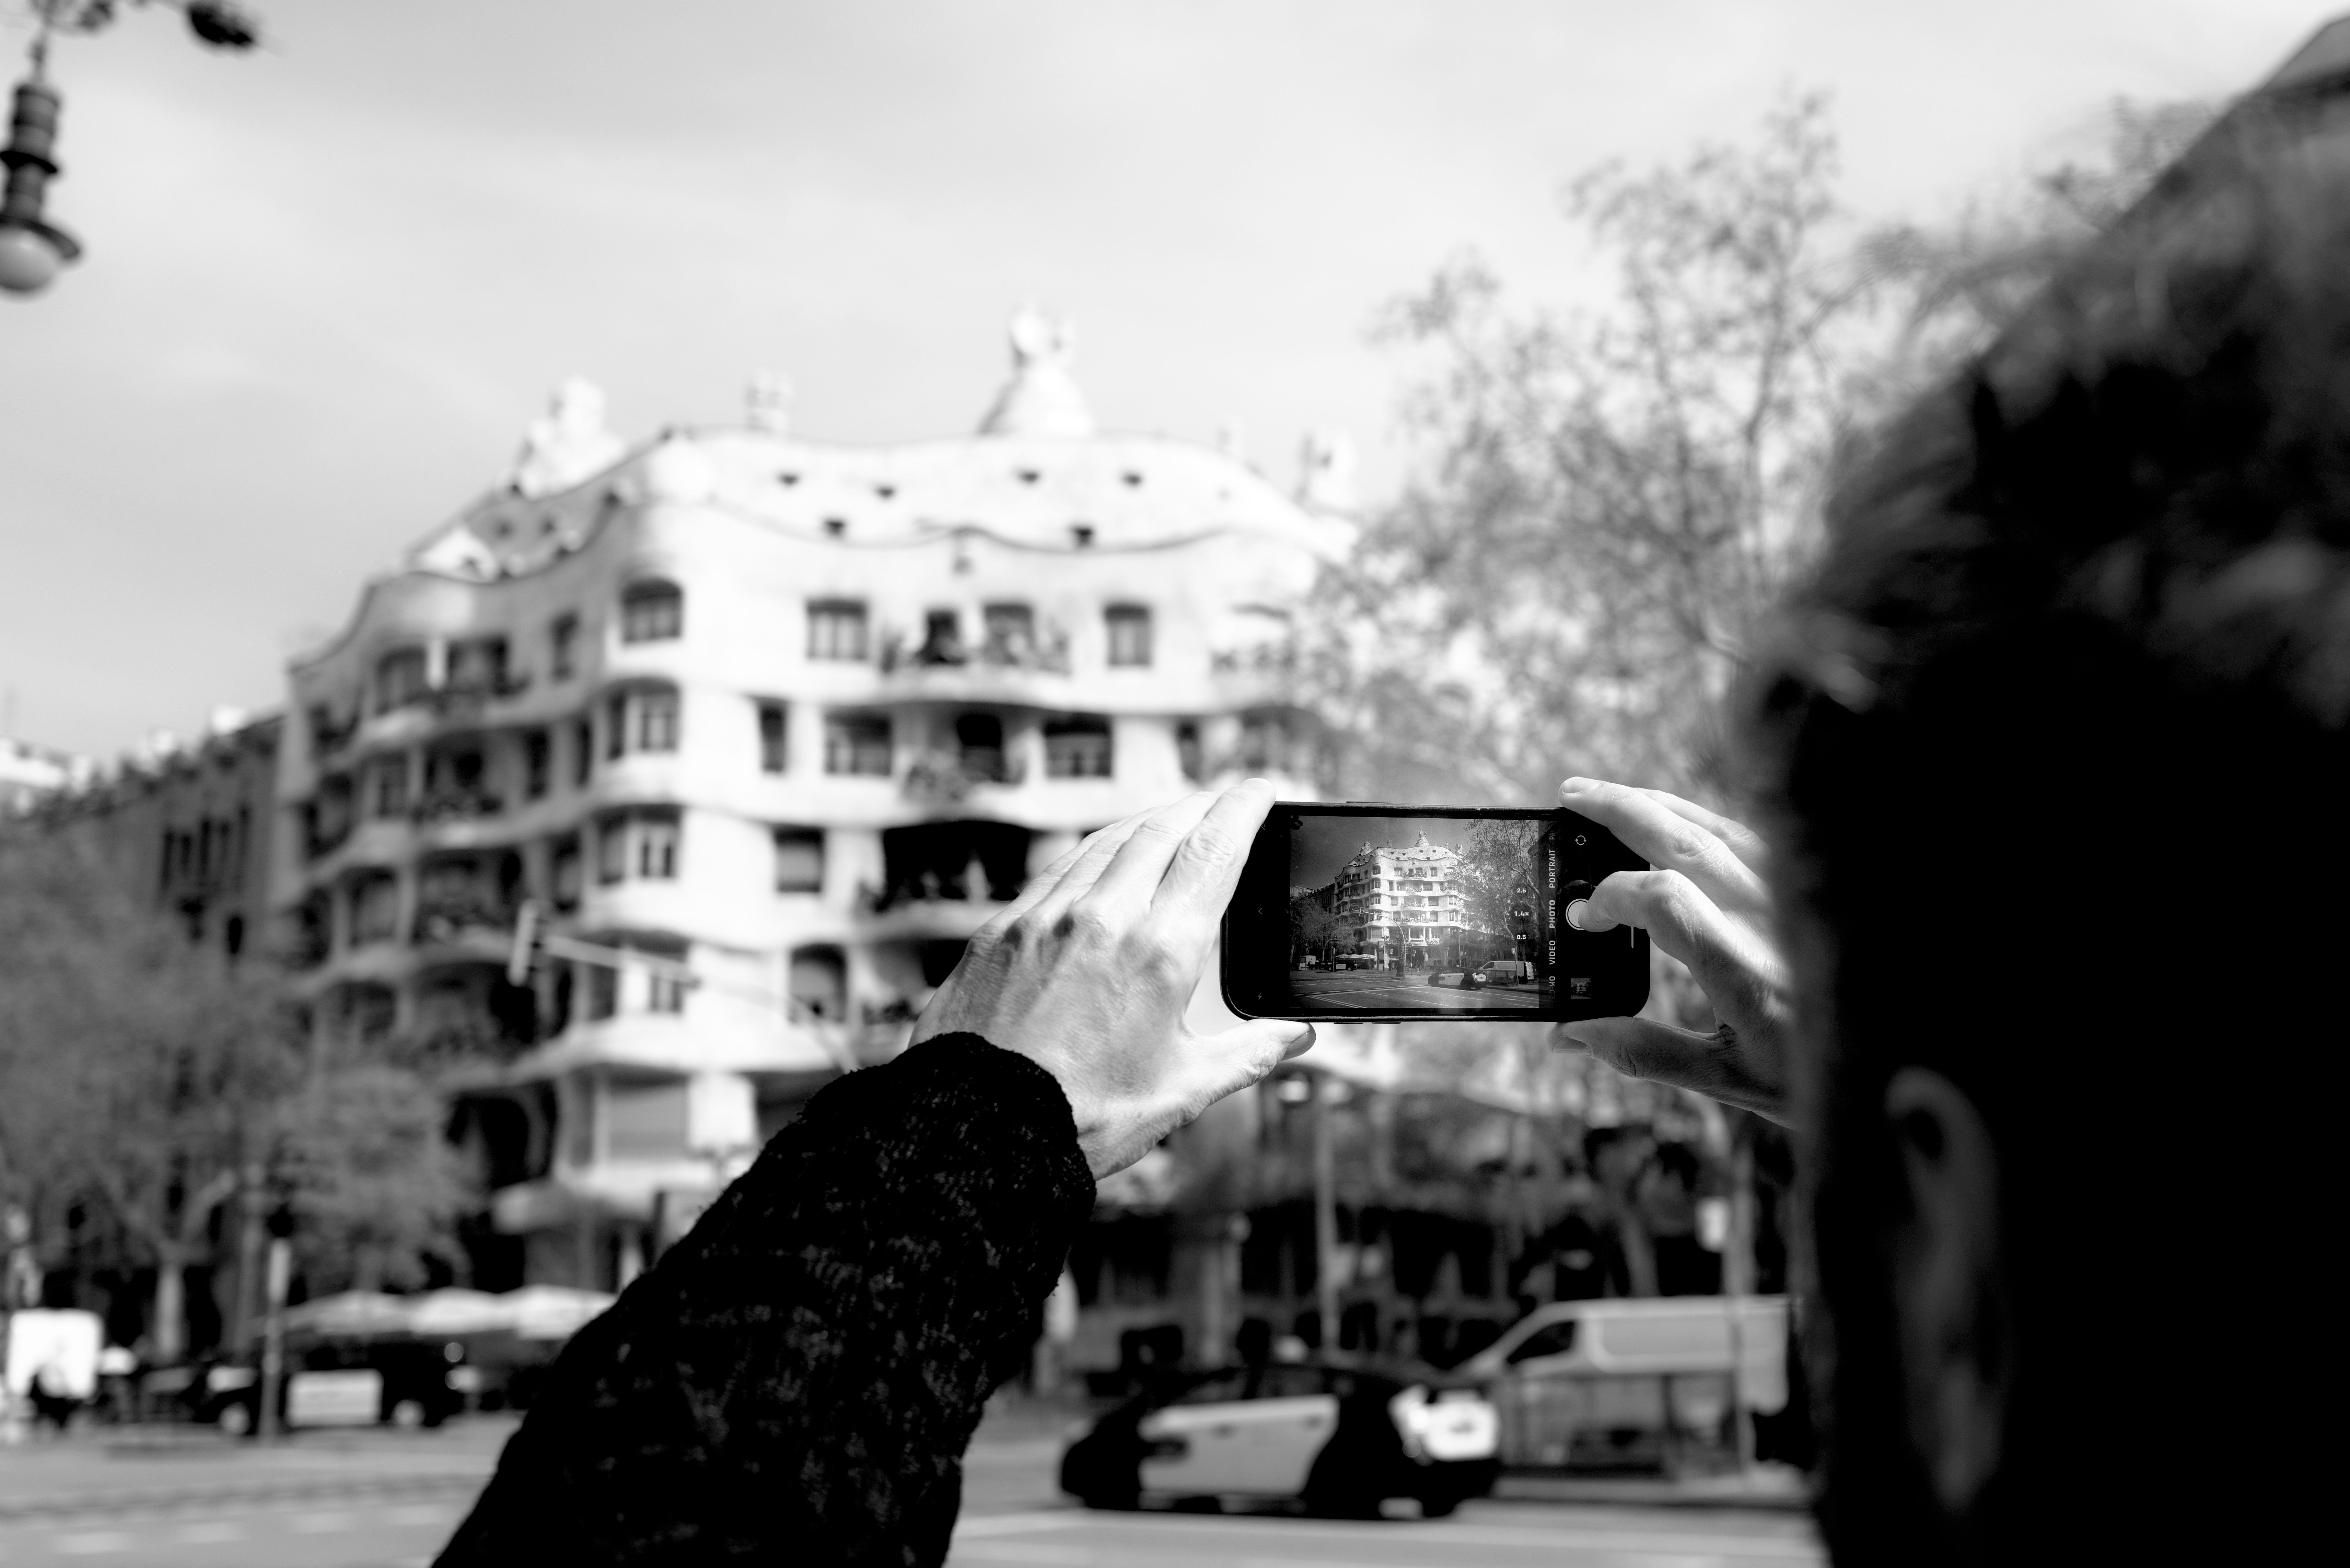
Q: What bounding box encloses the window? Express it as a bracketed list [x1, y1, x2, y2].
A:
[446, 636, 508, 693]
[524, 730, 551, 799]
[1044, 714, 1113, 779]
[1505, 1320, 1580, 1364]
[364, 754, 409, 819]
[551, 836, 582, 912]
[824, 713, 892, 776]
[807, 599, 868, 661]
[373, 647, 428, 713]
[586, 962, 618, 1020]
[1175, 720, 1203, 784]
[773, 828, 824, 894]
[620, 580, 683, 643]
[571, 718, 593, 787]
[606, 685, 680, 758]
[757, 701, 788, 773]
[789, 945, 847, 1020]
[1105, 605, 1152, 667]
[647, 970, 686, 1015]
[913, 608, 966, 666]
[955, 712, 1007, 782]
[550, 613, 580, 680]
[600, 811, 680, 884]
[981, 602, 1034, 662]
[350, 871, 400, 944]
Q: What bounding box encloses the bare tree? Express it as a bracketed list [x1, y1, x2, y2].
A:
[1310, 96, 1885, 806]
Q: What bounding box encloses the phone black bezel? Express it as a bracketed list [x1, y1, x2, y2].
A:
[1219, 801, 1652, 1024]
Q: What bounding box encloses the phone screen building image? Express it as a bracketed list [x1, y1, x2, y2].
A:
[1283, 812, 1552, 1015]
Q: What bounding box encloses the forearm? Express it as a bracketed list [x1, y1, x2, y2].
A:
[436, 1034, 1094, 1567]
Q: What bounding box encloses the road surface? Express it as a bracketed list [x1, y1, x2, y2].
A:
[1284, 970, 1548, 1014]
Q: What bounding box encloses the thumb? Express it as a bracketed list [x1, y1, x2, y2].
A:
[1182, 1017, 1317, 1105]
[1554, 1015, 1720, 1084]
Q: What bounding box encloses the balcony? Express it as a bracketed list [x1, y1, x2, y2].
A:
[413, 784, 505, 826]
[412, 885, 516, 947]
[426, 668, 533, 719]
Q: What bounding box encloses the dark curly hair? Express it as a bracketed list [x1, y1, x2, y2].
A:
[1748, 97, 2350, 1566]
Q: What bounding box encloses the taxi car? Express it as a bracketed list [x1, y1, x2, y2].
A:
[1059, 1359, 1499, 1517]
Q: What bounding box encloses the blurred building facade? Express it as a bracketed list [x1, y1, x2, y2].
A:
[28, 714, 281, 963]
[268, 312, 1352, 1290]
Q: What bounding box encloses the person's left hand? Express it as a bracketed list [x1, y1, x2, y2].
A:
[911, 779, 1316, 1178]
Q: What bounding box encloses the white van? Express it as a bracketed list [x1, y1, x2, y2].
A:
[1458, 1297, 1790, 1470]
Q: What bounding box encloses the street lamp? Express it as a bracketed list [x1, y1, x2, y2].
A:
[0, 66, 77, 294]
[0, 0, 260, 299]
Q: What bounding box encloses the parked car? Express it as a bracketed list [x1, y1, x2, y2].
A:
[1426, 967, 1486, 989]
[1332, 953, 1381, 971]
[1060, 1359, 1499, 1518]
[1458, 1297, 1789, 1472]
[193, 1334, 472, 1435]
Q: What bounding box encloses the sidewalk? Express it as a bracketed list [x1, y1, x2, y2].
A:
[0, 1418, 513, 1522]
[1494, 1463, 1811, 1512]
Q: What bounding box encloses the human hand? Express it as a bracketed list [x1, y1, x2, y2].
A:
[1551, 777, 1793, 1125]
[911, 780, 1317, 1178]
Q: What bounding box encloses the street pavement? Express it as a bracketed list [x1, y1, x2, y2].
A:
[0, 1411, 1823, 1567]
[1286, 970, 1547, 1014]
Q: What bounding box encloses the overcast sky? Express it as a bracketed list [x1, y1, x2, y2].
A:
[0, 0, 2333, 756]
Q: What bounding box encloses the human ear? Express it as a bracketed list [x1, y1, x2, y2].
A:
[1884, 1066, 2008, 1516]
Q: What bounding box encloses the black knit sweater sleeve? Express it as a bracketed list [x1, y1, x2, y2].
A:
[433, 1034, 1096, 1567]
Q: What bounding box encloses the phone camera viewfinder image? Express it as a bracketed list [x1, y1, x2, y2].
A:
[1220, 804, 1650, 1023]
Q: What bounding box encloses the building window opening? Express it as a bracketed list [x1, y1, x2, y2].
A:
[349, 870, 400, 945]
[586, 962, 618, 1021]
[954, 712, 1008, 783]
[822, 517, 846, 538]
[773, 827, 824, 894]
[446, 636, 511, 696]
[824, 712, 892, 776]
[638, 942, 689, 1016]
[1175, 720, 1204, 784]
[877, 819, 1032, 907]
[620, 579, 684, 643]
[363, 753, 410, 820]
[1044, 714, 1113, 779]
[1105, 604, 1152, 667]
[598, 810, 680, 884]
[607, 684, 681, 758]
[572, 718, 593, 787]
[524, 729, 552, 799]
[757, 701, 788, 773]
[419, 745, 498, 821]
[981, 603, 1035, 664]
[373, 647, 428, 714]
[788, 945, 847, 1021]
[550, 613, 580, 680]
[914, 608, 966, 667]
[551, 835, 582, 912]
[807, 599, 869, 661]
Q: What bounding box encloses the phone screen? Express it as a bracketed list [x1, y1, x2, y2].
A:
[1220, 803, 1650, 1023]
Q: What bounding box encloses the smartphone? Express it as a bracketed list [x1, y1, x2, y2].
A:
[1220, 803, 1651, 1023]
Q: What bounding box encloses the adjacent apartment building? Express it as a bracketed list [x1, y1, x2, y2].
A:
[270, 313, 1354, 1288]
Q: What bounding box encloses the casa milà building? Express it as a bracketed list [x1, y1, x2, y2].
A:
[270, 312, 1355, 1288]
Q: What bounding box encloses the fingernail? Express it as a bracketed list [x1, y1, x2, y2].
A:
[1560, 776, 1592, 793]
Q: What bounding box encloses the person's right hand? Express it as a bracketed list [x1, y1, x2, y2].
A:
[1551, 777, 1794, 1125]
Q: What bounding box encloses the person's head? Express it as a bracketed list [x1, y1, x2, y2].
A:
[1748, 108, 2349, 1563]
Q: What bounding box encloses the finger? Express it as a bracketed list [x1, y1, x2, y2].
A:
[1021, 806, 1168, 923]
[1174, 1017, 1318, 1115]
[1080, 791, 1222, 916]
[1634, 788, 1771, 881]
[1551, 1016, 1788, 1125]
[1577, 868, 1780, 1032]
[1153, 778, 1278, 926]
[1559, 777, 1768, 917]
[971, 832, 1095, 938]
